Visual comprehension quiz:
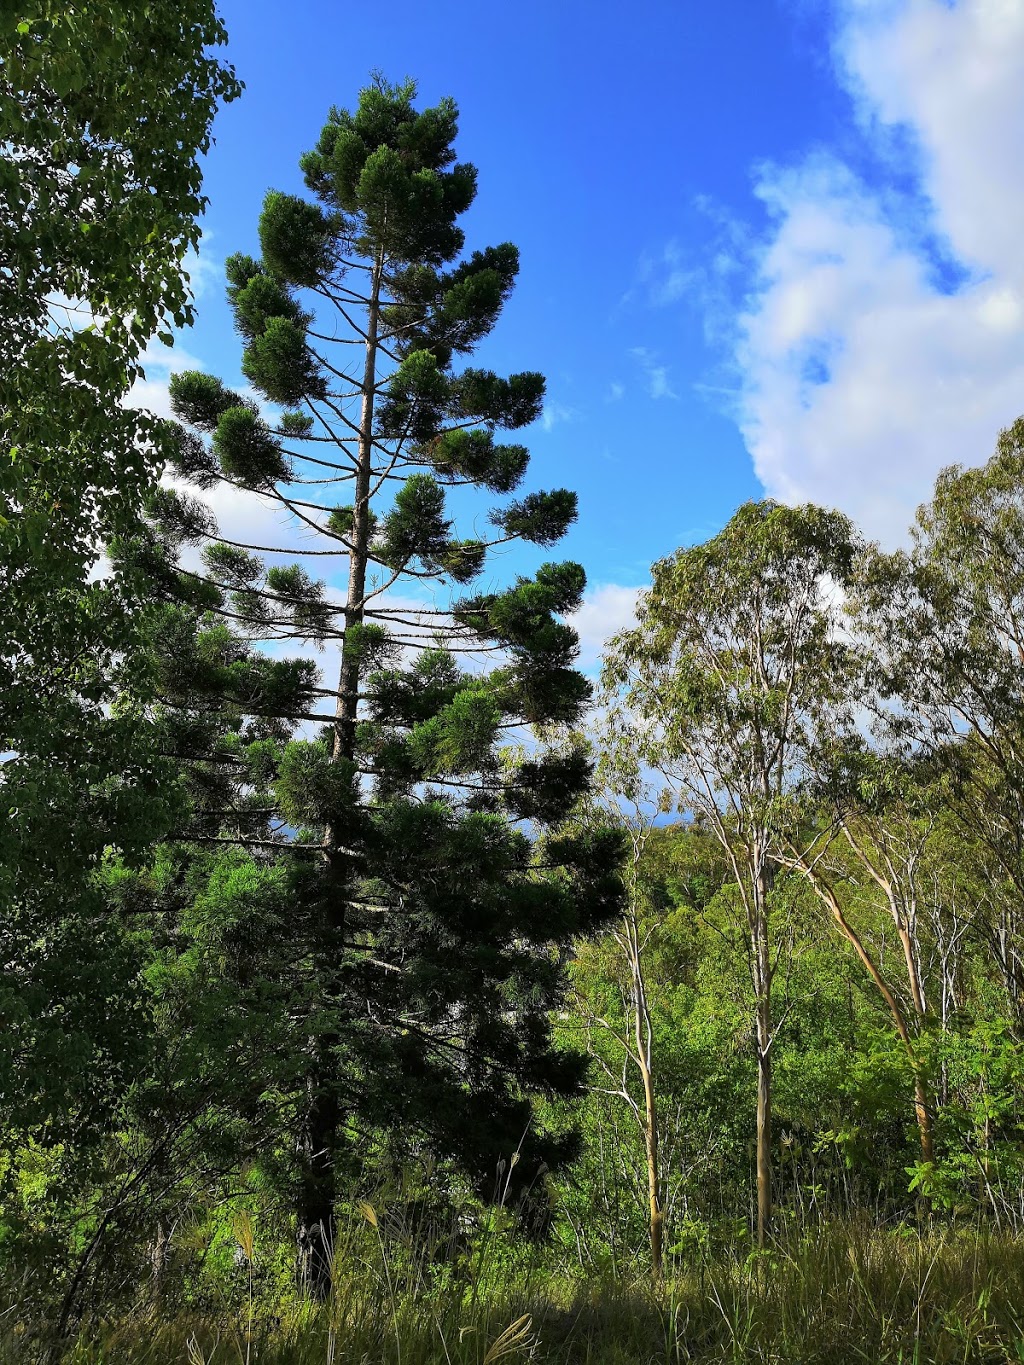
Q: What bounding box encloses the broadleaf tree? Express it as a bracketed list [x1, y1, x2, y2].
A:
[570, 764, 670, 1282]
[777, 745, 944, 1180]
[602, 501, 859, 1245]
[0, 3, 239, 1143]
[118, 76, 623, 1291]
[855, 418, 1024, 1030]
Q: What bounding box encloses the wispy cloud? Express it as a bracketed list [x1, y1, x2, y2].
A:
[540, 400, 577, 432]
[124, 338, 206, 420]
[182, 229, 221, 303]
[631, 202, 755, 335]
[638, 239, 699, 307]
[629, 346, 677, 400]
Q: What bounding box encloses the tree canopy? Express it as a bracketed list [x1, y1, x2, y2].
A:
[0, 0, 239, 1145]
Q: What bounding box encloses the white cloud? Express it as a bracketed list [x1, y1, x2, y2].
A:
[736, 0, 1024, 545]
[540, 401, 576, 432]
[640, 239, 699, 307]
[182, 230, 220, 302]
[194, 481, 320, 563]
[630, 346, 678, 401]
[123, 337, 206, 420]
[568, 582, 642, 671]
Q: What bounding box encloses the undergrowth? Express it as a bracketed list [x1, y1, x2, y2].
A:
[5, 1216, 1024, 1364]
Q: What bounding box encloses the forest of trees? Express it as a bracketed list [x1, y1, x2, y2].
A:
[5, 8, 1024, 1365]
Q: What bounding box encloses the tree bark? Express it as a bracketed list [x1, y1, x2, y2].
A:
[755, 994, 773, 1248]
[296, 249, 384, 1297]
[789, 858, 935, 1173]
[644, 1115, 664, 1281]
[634, 978, 663, 1280]
[150, 1219, 169, 1303]
[913, 1072, 934, 1167]
[296, 1078, 342, 1295]
[752, 863, 774, 1248]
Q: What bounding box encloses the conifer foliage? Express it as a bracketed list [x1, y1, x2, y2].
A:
[121, 77, 622, 1291]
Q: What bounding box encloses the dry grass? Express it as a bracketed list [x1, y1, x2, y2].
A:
[6, 1218, 1024, 1364]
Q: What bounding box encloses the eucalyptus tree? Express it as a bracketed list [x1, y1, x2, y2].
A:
[566, 752, 670, 1281]
[602, 501, 858, 1244]
[778, 751, 941, 1174]
[855, 418, 1024, 1033]
[128, 77, 621, 1291]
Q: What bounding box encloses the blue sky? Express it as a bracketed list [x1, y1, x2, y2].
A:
[138, 0, 1024, 664]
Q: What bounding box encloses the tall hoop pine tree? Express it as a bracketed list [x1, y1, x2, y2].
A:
[118, 77, 622, 1290]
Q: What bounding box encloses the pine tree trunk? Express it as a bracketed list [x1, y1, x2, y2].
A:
[296, 250, 384, 1296]
[296, 1078, 341, 1295]
[332, 249, 383, 766]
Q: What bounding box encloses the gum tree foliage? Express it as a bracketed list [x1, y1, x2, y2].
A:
[121, 78, 622, 1289]
[0, 5, 238, 1138]
[856, 418, 1024, 1033]
[779, 747, 943, 1180]
[602, 501, 858, 1246]
[557, 813, 1024, 1254]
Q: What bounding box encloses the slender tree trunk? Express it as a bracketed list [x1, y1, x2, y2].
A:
[752, 864, 773, 1248]
[643, 1108, 664, 1281]
[332, 247, 383, 767]
[755, 994, 773, 1248]
[621, 893, 664, 1282]
[150, 1219, 169, 1303]
[895, 918, 935, 1174]
[897, 923, 927, 1020]
[792, 862, 936, 1175]
[634, 983, 663, 1281]
[913, 1073, 934, 1166]
[835, 827, 936, 1176]
[296, 250, 384, 1296]
[295, 1079, 342, 1293]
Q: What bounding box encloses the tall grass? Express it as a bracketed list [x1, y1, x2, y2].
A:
[6, 1217, 1024, 1364]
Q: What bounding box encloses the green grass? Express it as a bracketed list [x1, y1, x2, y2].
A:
[7, 1219, 1024, 1364]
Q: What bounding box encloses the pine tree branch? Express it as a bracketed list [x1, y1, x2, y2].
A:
[206, 532, 350, 557]
[171, 833, 327, 851]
